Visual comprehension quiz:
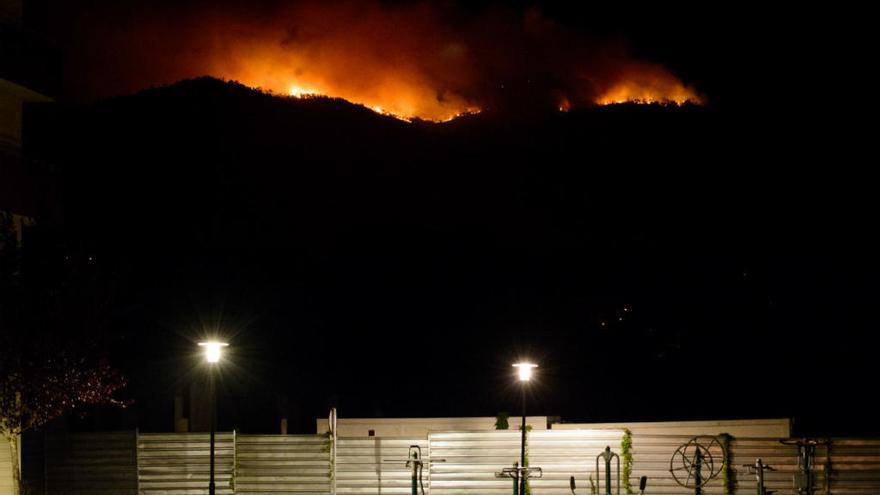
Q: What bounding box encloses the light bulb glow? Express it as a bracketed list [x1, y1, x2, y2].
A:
[199, 342, 229, 363]
[513, 362, 537, 381]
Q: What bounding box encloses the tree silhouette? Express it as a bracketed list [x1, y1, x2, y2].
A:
[0, 213, 127, 495]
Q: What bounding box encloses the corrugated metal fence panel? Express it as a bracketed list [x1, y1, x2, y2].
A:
[138, 433, 234, 495]
[235, 435, 331, 495]
[18, 430, 880, 495]
[430, 429, 625, 495]
[0, 435, 14, 495]
[336, 437, 429, 495]
[629, 435, 880, 495]
[730, 437, 813, 495]
[825, 438, 880, 495]
[629, 434, 732, 495]
[21, 432, 45, 495]
[43, 431, 138, 495]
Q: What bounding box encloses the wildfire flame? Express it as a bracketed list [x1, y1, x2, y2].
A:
[288, 86, 320, 99]
[71, 2, 704, 121]
[594, 61, 703, 105]
[597, 85, 702, 106]
[287, 84, 476, 122]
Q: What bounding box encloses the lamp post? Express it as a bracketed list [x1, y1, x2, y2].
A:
[199, 341, 228, 495]
[512, 362, 537, 495]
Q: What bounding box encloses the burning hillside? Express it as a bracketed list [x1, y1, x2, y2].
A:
[68, 1, 703, 121]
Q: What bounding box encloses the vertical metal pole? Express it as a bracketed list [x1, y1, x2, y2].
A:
[805, 444, 814, 495]
[135, 428, 140, 495]
[756, 459, 765, 495]
[604, 454, 611, 495]
[520, 384, 527, 495]
[332, 409, 338, 495]
[513, 463, 520, 495]
[412, 464, 418, 495]
[43, 430, 48, 495]
[694, 449, 702, 495]
[824, 442, 831, 495]
[411, 450, 419, 495]
[209, 369, 216, 495]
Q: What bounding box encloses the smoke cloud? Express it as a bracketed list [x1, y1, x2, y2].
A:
[68, 1, 702, 121]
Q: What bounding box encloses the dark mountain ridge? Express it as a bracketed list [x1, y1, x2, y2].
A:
[19, 76, 877, 435]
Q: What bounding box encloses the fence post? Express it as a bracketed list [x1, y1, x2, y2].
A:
[134, 428, 140, 495]
[824, 441, 831, 495]
[43, 430, 47, 495]
[330, 409, 337, 495]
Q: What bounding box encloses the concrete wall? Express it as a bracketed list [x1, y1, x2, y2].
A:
[316, 416, 549, 437]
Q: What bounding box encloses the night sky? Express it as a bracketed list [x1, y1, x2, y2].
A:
[13, 1, 875, 436]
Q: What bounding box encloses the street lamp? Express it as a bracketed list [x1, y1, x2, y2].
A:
[199, 342, 228, 495]
[512, 362, 537, 495]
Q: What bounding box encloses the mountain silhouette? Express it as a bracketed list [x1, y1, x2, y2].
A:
[28, 76, 723, 251]
[20, 76, 878, 434]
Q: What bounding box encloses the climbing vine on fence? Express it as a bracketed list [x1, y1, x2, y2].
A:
[621, 429, 634, 494]
[230, 431, 238, 491]
[324, 432, 335, 484]
[719, 433, 732, 495]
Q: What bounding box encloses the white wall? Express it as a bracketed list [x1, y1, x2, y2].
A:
[316, 416, 549, 437]
[0, 79, 51, 150]
[0, 85, 23, 149]
[550, 418, 791, 438]
[317, 417, 789, 439]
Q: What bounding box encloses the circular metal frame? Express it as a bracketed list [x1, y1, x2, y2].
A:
[669, 435, 727, 488]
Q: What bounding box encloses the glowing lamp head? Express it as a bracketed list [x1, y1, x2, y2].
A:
[513, 362, 538, 382]
[198, 342, 228, 363]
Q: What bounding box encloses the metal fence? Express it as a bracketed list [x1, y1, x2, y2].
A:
[236, 435, 331, 495]
[1, 436, 15, 495]
[37, 431, 138, 495]
[430, 430, 625, 495]
[18, 430, 880, 495]
[336, 437, 429, 495]
[138, 432, 234, 495]
[613, 434, 880, 495]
